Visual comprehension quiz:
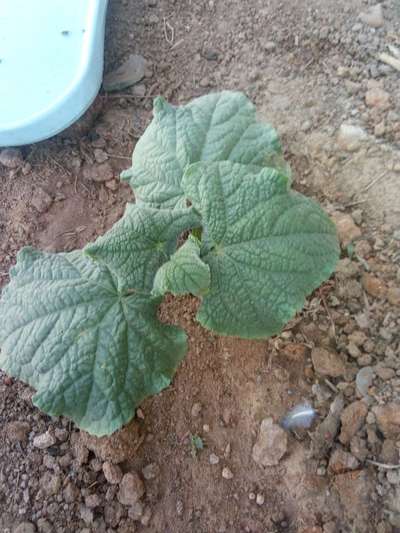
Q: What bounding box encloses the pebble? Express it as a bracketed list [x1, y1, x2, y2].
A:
[256, 493, 265, 506]
[36, 519, 52, 533]
[118, 472, 145, 506]
[252, 417, 287, 467]
[311, 347, 346, 378]
[339, 401, 368, 444]
[13, 522, 36, 533]
[359, 4, 384, 28]
[31, 188, 53, 214]
[63, 481, 80, 503]
[93, 149, 109, 164]
[356, 367, 374, 396]
[387, 288, 400, 306]
[103, 461, 123, 484]
[85, 494, 101, 508]
[104, 501, 125, 527]
[331, 212, 361, 247]
[329, 448, 359, 473]
[128, 501, 144, 520]
[263, 41, 277, 51]
[372, 404, 400, 437]
[82, 162, 114, 182]
[141, 507, 152, 526]
[365, 87, 391, 110]
[80, 505, 94, 524]
[221, 467, 234, 479]
[6, 421, 31, 443]
[375, 367, 395, 380]
[103, 54, 146, 92]
[142, 463, 159, 480]
[209, 453, 220, 465]
[33, 431, 56, 449]
[0, 148, 23, 168]
[337, 124, 367, 152]
[40, 472, 61, 497]
[362, 273, 387, 299]
[191, 402, 202, 417]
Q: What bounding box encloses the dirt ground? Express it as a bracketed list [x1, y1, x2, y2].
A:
[1, 0, 400, 532]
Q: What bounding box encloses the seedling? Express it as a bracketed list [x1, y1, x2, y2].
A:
[0, 92, 339, 436]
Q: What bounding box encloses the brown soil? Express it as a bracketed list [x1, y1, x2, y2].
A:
[1, 1, 400, 532]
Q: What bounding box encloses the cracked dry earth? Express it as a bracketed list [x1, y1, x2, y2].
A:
[1, 0, 400, 532]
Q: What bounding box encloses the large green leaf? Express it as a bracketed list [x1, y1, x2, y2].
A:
[153, 236, 210, 297]
[121, 91, 282, 208]
[0, 248, 187, 436]
[85, 204, 201, 291]
[182, 161, 340, 339]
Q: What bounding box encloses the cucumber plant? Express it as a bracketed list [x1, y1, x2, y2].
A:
[0, 92, 339, 436]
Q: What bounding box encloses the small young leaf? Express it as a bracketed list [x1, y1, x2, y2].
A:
[0, 248, 187, 436]
[121, 91, 282, 208]
[85, 204, 201, 291]
[182, 161, 340, 339]
[152, 236, 210, 297]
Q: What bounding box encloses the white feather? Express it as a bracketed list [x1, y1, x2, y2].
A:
[280, 403, 316, 430]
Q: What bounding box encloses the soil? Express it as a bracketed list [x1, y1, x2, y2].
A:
[1, 1, 400, 532]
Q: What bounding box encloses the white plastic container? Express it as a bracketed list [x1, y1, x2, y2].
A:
[0, 0, 108, 147]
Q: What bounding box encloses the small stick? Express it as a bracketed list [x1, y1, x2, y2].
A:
[163, 18, 174, 45]
[378, 52, 400, 72]
[324, 378, 339, 393]
[170, 38, 184, 51]
[366, 459, 400, 470]
[361, 170, 387, 193]
[105, 152, 131, 160]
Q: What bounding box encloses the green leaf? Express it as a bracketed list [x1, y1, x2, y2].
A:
[182, 161, 340, 339]
[152, 236, 210, 297]
[121, 91, 282, 208]
[0, 248, 187, 436]
[85, 204, 201, 291]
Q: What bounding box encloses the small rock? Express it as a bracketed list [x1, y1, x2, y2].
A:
[252, 417, 287, 467]
[70, 432, 89, 465]
[89, 457, 103, 472]
[6, 421, 30, 443]
[356, 367, 374, 396]
[103, 461, 123, 484]
[103, 54, 146, 92]
[339, 401, 368, 444]
[33, 431, 56, 449]
[31, 188, 53, 214]
[131, 84, 146, 97]
[0, 148, 23, 168]
[331, 212, 361, 247]
[387, 287, 400, 306]
[82, 162, 114, 183]
[191, 402, 202, 417]
[54, 428, 68, 442]
[105, 179, 119, 191]
[380, 439, 398, 464]
[329, 448, 359, 473]
[362, 273, 387, 299]
[350, 436, 368, 462]
[36, 519, 52, 533]
[337, 124, 367, 152]
[348, 331, 367, 347]
[85, 494, 101, 508]
[256, 493, 265, 506]
[118, 472, 145, 506]
[203, 48, 219, 61]
[347, 342, 361, 359]
[128, 501, 144, 521]
[80, 505, 94, 524]
[358, 354, 372, 366]
[104, 501, 125, 527]
[40, 472, 61, 497]
[263, 41, 277, 51]
[359, 4, 384, 28]
[63, 481, 80, 503]
[375, 367, 395, 380]
[140, 507, 152, 526]
[373, 403, 400, 437]
[209, 453, 220, 465]
[79, 419, 141, 463]
[221, 467, 234, 479]
[311, 347, 346, 378]
[93, 149, 109, 164]
[142, 463, 159, 480]
[13, 522, 36, 533]
[374, 122, 386, 137]
[365, 87, 391, 110]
